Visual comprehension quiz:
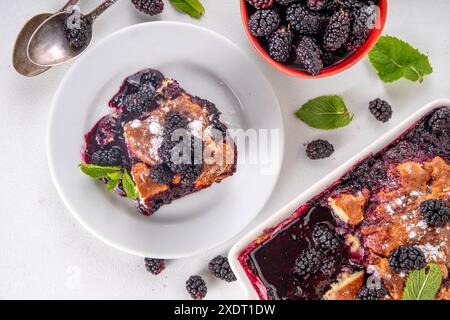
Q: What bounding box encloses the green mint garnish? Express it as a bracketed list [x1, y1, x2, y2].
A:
[403, 263, 442, 300]
[122, 170, 138, 201]
[368, 35, 433, 83]
[79, 164, 138, 200]
[295, 95, 353, 130]
[169, 0, 205, 19]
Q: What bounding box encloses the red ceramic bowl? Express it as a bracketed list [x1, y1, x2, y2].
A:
[241, 0, 388, 78]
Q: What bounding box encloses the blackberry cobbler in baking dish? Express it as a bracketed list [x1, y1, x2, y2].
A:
[239, 107, 450, 300]
[83, 69, 237, 215]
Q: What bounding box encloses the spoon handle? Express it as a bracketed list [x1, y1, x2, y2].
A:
[61, 0, 80, 11]
[88, 0, 119, 21]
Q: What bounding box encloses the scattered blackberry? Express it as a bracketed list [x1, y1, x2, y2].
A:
[208, 255, 237, 282]
[248, 9, 280, 37]
[268, 27, 293, 62]
[295, 36, 323, 75]
[306, 139, 334, 160]
[186, 275, 207, 300]
[293, 247, 323, 277]
[151, 164, 174, 184]
[64, 11, 90, 49]
[312, 223, 342, 251]
[357, 284, 388, 300]
[286, 4, 328, 35]
[91, 146, 123, 166]
[123, 85, 156, 114]
[420, 199, 450, 227]
[131, 0, 164, 16]
[428, 108, 450, 132]
[144, 258, 165, 275]
[369, 98, 393, 123]
[389, 246, 426, 272]
[323, 10, 352, 52]
[246, 0, 274, 10]
[140, 69, 164, 88]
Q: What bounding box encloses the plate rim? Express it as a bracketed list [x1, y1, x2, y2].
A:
[47, 21, 285, 258]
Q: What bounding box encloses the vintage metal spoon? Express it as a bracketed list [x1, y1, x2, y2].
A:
[27, 0, 119, 67]
[12, 0, 79, 76]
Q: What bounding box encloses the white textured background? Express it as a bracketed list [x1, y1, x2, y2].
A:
[0, 0, 449, 299]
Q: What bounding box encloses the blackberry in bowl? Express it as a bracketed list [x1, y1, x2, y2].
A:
[241, 0, 387, 78]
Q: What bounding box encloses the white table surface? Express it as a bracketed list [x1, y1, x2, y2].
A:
[1, 0, 449, 299]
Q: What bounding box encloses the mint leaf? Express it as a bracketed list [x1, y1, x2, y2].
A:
[169, 0, 205, 19]
[106, 172, 122, 190]
[79, 164, 122, 179]
[403, 263, 442, 300]
[368, 35, 433, 83]
[122, 170, 138, 200]
[295, 95, 353, 130]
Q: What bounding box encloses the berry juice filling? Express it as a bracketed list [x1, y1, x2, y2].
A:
[240, 107, 450, 300]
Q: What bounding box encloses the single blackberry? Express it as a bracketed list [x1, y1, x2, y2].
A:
[320, 257, 340, 276]
[428, 108, 450, 132]
[248, 9, 280, 37]
[144, 258, 165, 275]
[151, 164, 174, 184]
[286, 4, 328, 35]
[312, 223, 342, 251]
[420, 199, 449, 227]
[208, 255, 237, 282]
[323, 10, 352, 52]
[140, 69, 164, 88]
[186, 275, 207, 300]
[246, 0, 274, 10]
[165, 112, 189, 134]
[293, 247, 323, 277]
[131, 0, 164, 16]
[268, 27, 294, 62]
[64, 11, 90, 49]
[357, 284, 388, 300]
[368, 98, 393, 123]
[91, 146, 123, 166]
[123, 85, 156, 114]
[295, 36, 323, 76]
[389, 246, 426, 272]
[306, 139, 334, 160]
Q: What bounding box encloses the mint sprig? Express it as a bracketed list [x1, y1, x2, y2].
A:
[403, 263, 442, 300]
[368, 35, 433, 83]
[295, 95, 353, 130]
[79, 164, 138, 200]
[169, 0, 205, 19]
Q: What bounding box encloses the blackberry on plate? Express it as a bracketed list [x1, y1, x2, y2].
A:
[186, 275, 207, 300]
[91, 146, 123, 167]
[286, 4, 328, 35]
[357, 284, 388, 300]
[123, 84, 156, 114]
[131, 0, 164, 16]
[293, 246, 323, 277]
[295, 36, 323, 76]
[144, 258, 165, 275]
[64, 11, 90, 49]
[368, 98, 393, 123]
[268, 27, 294, 62]
[165, 111, 189, 134]
[389, 245, 426, 272]
[420, 199, 449, 227]
[312, 223, 342, 251]
[306, 139, 334, 160]
[248, 9, 280, 37]
[323, 10, 352, 52]
[428, 108, 450, 132]
[151, 163, 174, 185]
[140, 69, 164, 88]
[246, 0, 274, 10]
[208, 255, 237, 282]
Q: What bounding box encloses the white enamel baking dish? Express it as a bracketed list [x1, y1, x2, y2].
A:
[229, 98, 450, 300]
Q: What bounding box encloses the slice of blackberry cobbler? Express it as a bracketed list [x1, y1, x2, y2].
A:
[83, 69, 237, 215]
[239, 107, 450, 300]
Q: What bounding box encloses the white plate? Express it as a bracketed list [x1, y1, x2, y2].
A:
[48, 22, 284, 258]
[229, 98, 450, 299]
